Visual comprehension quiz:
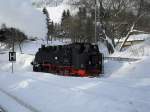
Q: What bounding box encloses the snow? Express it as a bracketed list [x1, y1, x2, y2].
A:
[0, 0, 47, 38]
[98, 41, 109, 56]
[0, 63, 150, 112]
[0, 35, 150, 112]
[0, 90, 31, 112]
[112, 37, 150, 58]
[46, 0, 70, 23]
[43, 0, 78, 23]
[0, 1, 149, 111]
[118, 34, 150, 42]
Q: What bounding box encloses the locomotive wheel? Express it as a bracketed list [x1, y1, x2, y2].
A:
[33, 66, 38, 72]
[38, 65, 43, 72]
[43, 67, 49, 73]
[33, 65, 43, 72]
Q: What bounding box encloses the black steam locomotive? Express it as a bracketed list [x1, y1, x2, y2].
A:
[31, 43, 103, 77]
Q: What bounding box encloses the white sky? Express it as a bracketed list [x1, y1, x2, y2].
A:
[0, 0, 47, 38]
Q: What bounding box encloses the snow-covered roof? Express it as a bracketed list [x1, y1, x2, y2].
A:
[115, 34, 150, 43]
[120, 34, 150, 42]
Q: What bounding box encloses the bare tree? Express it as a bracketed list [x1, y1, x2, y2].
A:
[119, 0, 150, 51]
[69, 0, 150, 52]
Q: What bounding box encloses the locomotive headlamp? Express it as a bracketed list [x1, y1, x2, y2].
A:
[54, 56, 58, 60]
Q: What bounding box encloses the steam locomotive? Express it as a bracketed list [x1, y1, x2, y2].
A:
[31, 43, 104, 77]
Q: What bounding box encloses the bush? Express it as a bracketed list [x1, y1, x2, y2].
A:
[0, 27, 27, 46]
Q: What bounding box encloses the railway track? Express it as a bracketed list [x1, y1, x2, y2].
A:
[0, 88, 41, 112]
[0, 51, 7, 54]
[104, 57, 140, 62]
[0, 105, 7, 112]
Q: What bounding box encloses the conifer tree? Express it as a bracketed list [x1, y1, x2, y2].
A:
[61, 10, 72, 39]
[61, 10, 67, 24]
[66, 9, 71, 17]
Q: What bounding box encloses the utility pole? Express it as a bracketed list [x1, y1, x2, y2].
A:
[95, 0, 97, 43]
[12, 30, 15, 73]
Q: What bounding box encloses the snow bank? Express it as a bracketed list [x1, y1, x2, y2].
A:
[109, 56, 150, 78]
[0, 53, 34, 73]
[0, 0, 47, 38]
[98, 41, 109, 56]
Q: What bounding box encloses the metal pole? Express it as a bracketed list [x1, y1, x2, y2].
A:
[12, 29, 15, 73]
[95, 0, 97, 43]
[47, 35, 48, 45]
[12, 62, 14, 73]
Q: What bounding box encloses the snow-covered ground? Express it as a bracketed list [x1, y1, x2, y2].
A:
[0, 38, 150, 112]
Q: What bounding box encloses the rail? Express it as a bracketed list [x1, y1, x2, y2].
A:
[0, 105, 7, 112]
[104, 57, 140, 62]
[0, 88, 40, 112]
